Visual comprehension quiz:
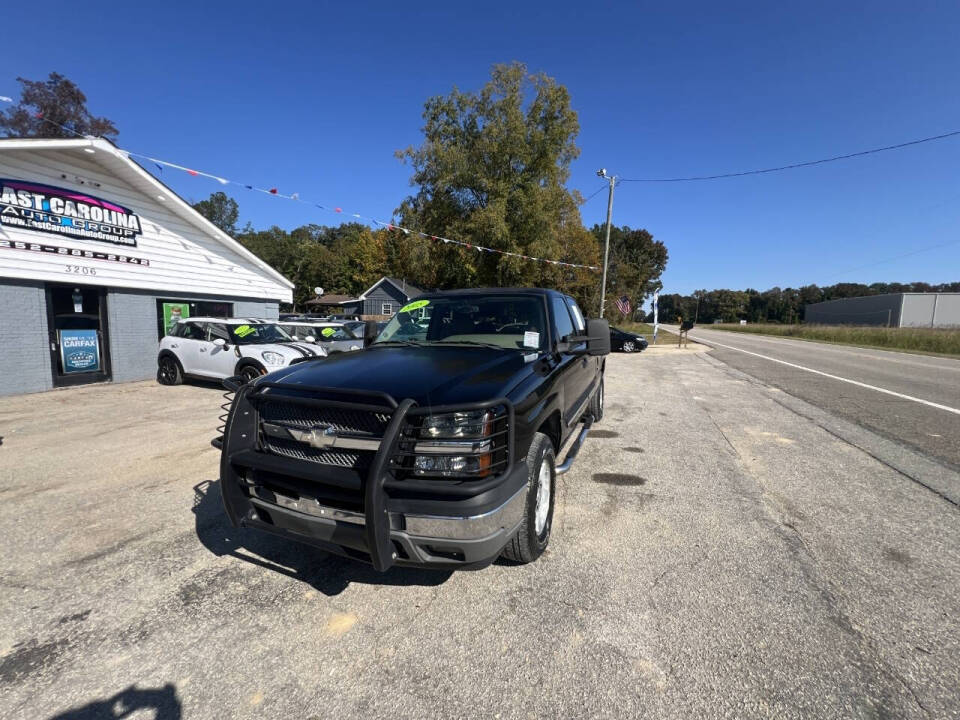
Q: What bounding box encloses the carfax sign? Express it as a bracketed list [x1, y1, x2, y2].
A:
[59, 329, 101, 374]
[0, 179, 142, 247]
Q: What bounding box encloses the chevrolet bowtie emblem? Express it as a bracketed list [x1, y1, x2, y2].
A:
[287, 424, 338, 449]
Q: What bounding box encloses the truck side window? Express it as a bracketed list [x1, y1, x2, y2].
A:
[552, 296, 575, 342]
[565, 298, 586, 333]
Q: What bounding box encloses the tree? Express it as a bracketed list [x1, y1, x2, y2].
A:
[192, 192, 240, 236]
[589, 224, 668, 317]
[0, 73, 118, 140]
[395, 62, 599, 308]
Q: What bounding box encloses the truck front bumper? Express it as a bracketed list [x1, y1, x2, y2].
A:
[230, 471, 526, 570]
[219, 382, 526, 571]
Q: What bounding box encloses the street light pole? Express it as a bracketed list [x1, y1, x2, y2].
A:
[597, 169, 616, 318]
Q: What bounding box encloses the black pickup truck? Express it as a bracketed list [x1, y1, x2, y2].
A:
[218, 288, 610, 571]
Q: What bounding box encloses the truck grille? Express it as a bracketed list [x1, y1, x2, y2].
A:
[258, 401, 389, 435]
[263, 436, 366, 468]
[257, 400, 389, 470]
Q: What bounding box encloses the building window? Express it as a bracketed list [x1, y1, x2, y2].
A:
[381, 302, 393, 315]
[156, 299, 233, 339]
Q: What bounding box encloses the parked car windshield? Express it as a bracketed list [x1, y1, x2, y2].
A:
[297, 325, 357, 341]
[374, 296, 547, 350]
[227, 323, 292, 345]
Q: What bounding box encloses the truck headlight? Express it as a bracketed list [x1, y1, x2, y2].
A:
[404, 408, 506, 478]
[261, 351, 286, 366]
[420, 409, 493, 439]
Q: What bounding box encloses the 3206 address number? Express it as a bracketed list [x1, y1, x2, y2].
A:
[65, 265, 96, 276]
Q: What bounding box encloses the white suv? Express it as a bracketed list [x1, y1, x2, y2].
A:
[157, 318, 326, 385]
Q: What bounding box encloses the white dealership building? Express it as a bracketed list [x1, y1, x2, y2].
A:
[0, 137, 293, 396]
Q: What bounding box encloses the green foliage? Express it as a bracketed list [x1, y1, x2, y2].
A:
[232, 220, 389, 308]
[0, 73, 117, 140]
[192, 192, 239, 236]
[590, 224, 668, 317]
[710, 323, 960, 357]
[394, 62, 599, 309]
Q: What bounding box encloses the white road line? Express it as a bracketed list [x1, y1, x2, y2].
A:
[692, 335, 960, 416]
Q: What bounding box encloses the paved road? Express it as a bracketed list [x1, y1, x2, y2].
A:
[2, 355, 958, 718]
[671, 326, 960, 473]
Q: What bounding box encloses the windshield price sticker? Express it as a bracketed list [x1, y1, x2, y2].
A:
[321, 327, 335, 337]
[399, 299, 430, 313]
[524, 331, 540, 348]
[234, 325, 256, 338]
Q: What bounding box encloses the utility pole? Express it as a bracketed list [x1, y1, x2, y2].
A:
[597, 169, 616, 318]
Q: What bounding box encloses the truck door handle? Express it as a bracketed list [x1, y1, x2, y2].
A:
[170, 344, 179, 348]
[199, 348, 208, 353]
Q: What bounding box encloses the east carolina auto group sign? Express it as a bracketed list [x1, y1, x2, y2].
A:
[0, 179, 142, 247]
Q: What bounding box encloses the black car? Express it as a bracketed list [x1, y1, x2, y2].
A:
[218, 288, 610, 572]
[610, 326, 648, 353]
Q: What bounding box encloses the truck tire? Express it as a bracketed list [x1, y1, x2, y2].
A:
[501, 432, 556, 564]
[157, 355, 183, 386]
[590, 376, 604, 422]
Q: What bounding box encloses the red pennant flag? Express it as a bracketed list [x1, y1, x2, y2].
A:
[269, 188, 278, 194]
[334, 207, 342, 213]
[187, 169, 199, 177]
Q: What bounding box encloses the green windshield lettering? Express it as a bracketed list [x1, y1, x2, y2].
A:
[321, 327, 335, 337]
[234, 325, 255, 337]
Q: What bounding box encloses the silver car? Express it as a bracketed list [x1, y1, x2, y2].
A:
[277, 322, 363, 354]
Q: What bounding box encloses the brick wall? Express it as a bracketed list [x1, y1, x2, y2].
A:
[0, 280, 52, 396]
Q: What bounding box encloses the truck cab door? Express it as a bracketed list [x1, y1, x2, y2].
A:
[551, 296, 592, 427]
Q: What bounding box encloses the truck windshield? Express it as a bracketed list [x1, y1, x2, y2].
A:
[374, 296, 547, 351]
[228, 323, 293, 345]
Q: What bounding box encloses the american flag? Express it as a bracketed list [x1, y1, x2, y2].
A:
[616, 296, 631, 316]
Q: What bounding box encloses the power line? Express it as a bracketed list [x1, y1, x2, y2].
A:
[619, 129, 960, 183]
[579, 184, 609, 205]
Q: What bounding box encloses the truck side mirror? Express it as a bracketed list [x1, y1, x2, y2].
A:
[586, 318, 611, 356]
[213, 338, 227, 348]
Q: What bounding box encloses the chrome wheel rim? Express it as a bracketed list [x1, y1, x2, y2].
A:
[623, 341, 634, 352]
[534, 458, 551, 535]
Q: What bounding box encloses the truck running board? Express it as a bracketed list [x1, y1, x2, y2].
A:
[556, 416, 593, 475]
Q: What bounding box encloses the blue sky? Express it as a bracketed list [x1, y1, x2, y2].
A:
[3, 1, 959, 296]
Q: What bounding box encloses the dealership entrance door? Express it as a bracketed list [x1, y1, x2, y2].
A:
[45, 284, 112, 387]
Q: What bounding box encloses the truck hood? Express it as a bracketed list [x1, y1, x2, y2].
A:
[263, 345, 537, 406]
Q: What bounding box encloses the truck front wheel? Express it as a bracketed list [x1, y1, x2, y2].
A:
[501, 432, 555, 564]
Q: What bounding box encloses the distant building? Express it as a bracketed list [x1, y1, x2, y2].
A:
[305, 276, 424, 319]
[804, 293, 960, 327]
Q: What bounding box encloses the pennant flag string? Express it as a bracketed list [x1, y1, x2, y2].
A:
[0, 96, 598, 271]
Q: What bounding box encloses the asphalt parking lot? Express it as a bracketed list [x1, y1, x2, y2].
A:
[1, 350, 958, 719]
